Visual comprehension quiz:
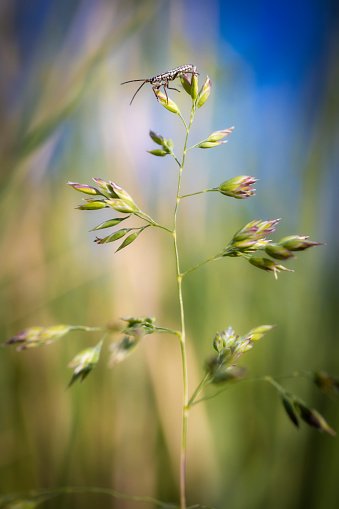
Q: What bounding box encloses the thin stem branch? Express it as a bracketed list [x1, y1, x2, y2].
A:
[180, 189, 217, 199]
[173, 99, 197, 509]
[154, 326, 181, 336]
[190, 371, 314, 407]
[264, 376, 286, 393]
[70, 326, 107, 333]
[187, 372, 211, 408]
[186, 136, 217, 151]
[134, 212, 173, 233]
[171, 152, 182, 167]
[181, 254, 222, 278]
[178, 111, 188, 131]
[153, 223, 174, 233]
[186, 143, 199, 151]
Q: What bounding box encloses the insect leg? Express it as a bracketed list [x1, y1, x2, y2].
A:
[167, 85, 181, 92]
[152, 83, 161, 102]
[163, 82, 169, 104]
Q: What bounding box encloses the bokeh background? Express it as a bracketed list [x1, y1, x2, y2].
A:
[0, 0, 338, 508]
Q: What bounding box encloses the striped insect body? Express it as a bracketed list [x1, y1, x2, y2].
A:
[121, 64, 198, 105]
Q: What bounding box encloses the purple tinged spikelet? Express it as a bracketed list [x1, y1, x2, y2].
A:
[109, 182, 134, 204]
[77, 200, 108, 210]
[190, 71, 199, 100]
[266, 235, 324, 260]
[246, 324, 276, 341]
[197, 140, 228, 149]
[105, 198, 138, 213]
[68, 182, 102, 196]
[149, 130, 166, 145]
[207, 127, 234, 142]
[278, 235, 324, 252]
[224, 219, 280, 256]
[255, 219, 280, 236]
[94, 229, 128, 244]
[207, 324, 274, 383]
[147, 149, 168, 157]
[154, 90, 180, 114]
[68, 339, 103, 387]
[265, 244, 295, 260]
[4, 325, 71, 350]
[92, 178, 115, 195]
[313, 371, 339, 397]
[249, 257, 293, 279]
[219, 175, 258, 199]
[180, 74, 192, 95]
[197, 76, 212, 108]
[281, 394, 300, 428]
[296, 402, 336, 436]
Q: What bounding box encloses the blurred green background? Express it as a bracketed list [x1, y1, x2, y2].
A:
[0, 0, 338, 508]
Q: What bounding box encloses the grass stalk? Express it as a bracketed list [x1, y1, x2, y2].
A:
[173, 101, 197, 509]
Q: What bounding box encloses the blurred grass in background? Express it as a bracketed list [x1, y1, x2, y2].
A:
[0, 0, 338, 508]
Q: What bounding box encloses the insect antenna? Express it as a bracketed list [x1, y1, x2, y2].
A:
[120, 78, 148, 85]
[121, 79, 150, 105]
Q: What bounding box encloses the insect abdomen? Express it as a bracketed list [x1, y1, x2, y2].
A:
[151, 64, 196, 83]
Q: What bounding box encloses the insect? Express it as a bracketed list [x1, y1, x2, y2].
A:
[121, 64, 198, 105]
